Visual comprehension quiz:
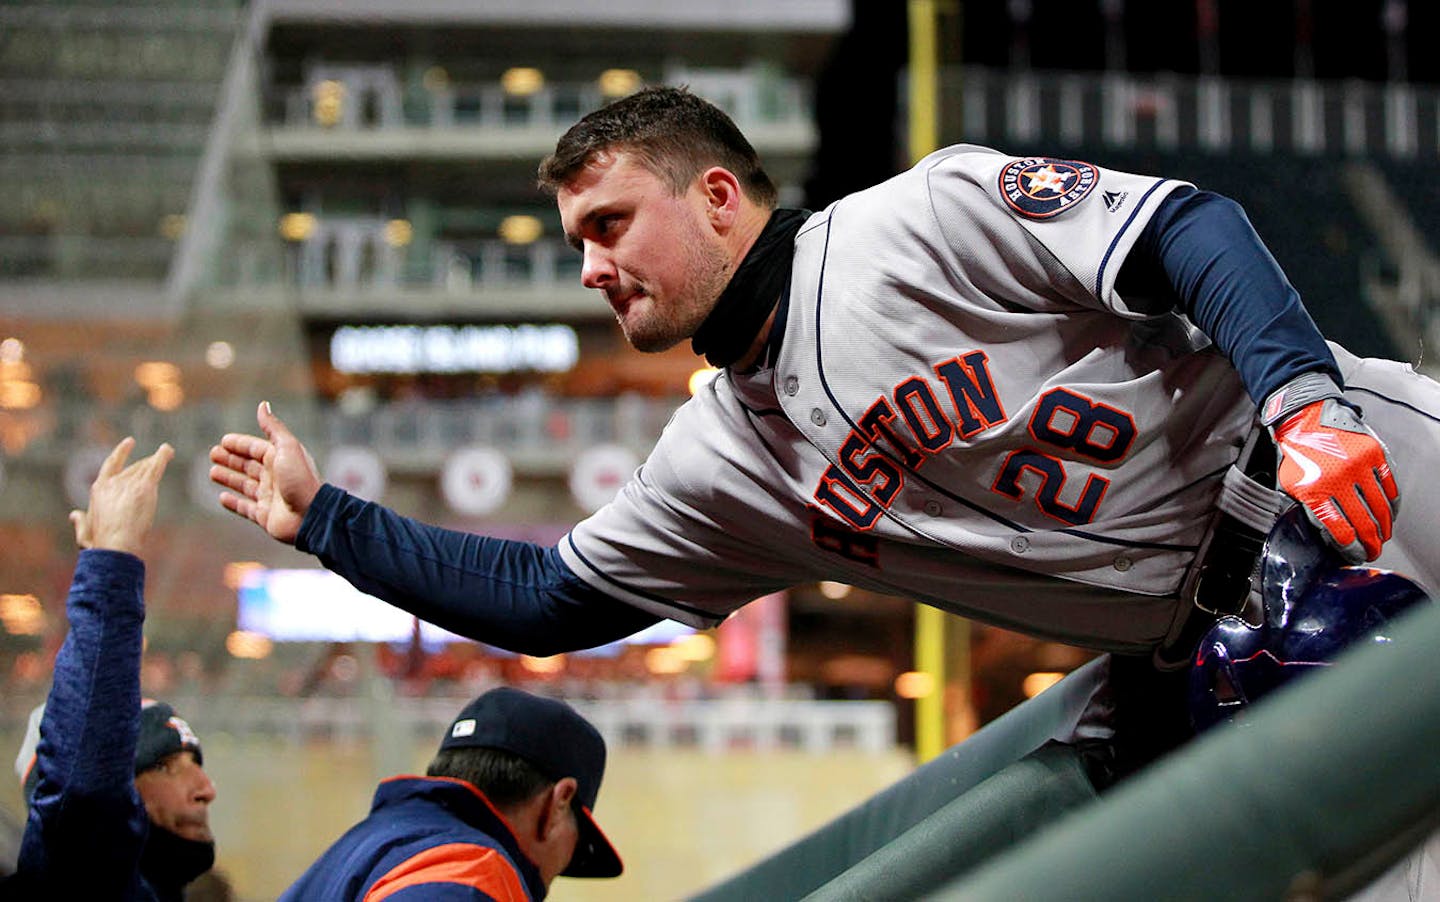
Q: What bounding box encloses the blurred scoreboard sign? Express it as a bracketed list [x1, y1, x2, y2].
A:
[330, 323, 578, 374]
[238, 568, 466, 643]
[236, 566, 695, 651]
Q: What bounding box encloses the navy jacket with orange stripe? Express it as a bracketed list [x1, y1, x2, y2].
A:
[280, 775, 548, 902]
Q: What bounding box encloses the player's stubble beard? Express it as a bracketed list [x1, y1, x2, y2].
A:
[614, 209, 733, 353]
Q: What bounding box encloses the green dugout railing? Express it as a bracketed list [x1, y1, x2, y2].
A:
[694, 603, 1440, 901]
[691, 656, 1109, 901]
[931, 602, 1440, 900]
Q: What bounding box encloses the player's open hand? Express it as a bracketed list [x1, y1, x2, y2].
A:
[70, 437, 174, 556]
[1267, 388, 1399, 563]
[209, 401, 321, 545]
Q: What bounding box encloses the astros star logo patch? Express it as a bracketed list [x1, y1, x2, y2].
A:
[999, 157, 1099, 219]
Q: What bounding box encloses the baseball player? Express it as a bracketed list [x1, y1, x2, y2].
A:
[210, 87, 1440, 777]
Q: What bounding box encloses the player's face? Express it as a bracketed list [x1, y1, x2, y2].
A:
[134, 750, 217, 843]
[557, 151, 731, 352]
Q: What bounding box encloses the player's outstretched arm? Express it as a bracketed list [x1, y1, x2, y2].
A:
[209, 401, 320, 545]
[208, 403, 661, 656]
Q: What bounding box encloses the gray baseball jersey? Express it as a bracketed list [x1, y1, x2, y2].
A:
[557, 144, 1440, 652]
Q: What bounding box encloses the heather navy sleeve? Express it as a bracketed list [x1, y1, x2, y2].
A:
[16, 549, 150, 897]
[295, 484, 662, 656]
[1117, 186, 1341, 404]
[386, 883, 502, 901]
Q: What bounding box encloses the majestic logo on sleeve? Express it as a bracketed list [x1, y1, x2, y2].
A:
[999, 158, 1098, 219]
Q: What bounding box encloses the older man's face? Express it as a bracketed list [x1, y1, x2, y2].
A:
[135, 750, 217, 843]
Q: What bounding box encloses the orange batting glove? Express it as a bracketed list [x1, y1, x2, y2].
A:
[1263, 373, 1400, 563]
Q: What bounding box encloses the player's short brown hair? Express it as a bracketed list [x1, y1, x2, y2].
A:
[427, 746, 555, 809]
[537, 85, 778, 208]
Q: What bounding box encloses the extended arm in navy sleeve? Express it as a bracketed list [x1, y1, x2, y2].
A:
[1116, 186, 1341, 404]
[295, 484, 662, 656]
[17, 549, 150, 893]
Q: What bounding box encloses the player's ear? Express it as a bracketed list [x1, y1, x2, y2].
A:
[699, 166, 743, 229]
[538, 777, 578, 841]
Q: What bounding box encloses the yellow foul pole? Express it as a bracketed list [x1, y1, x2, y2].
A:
[907, 0, 951, 764]
[909, 0, 941, 166]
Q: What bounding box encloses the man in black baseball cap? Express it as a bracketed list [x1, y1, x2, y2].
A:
[15, 697, 217, 894]
[282, 687, 622, 900]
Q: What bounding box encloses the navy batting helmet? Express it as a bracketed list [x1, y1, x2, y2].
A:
[1188, 506, 1431, 733]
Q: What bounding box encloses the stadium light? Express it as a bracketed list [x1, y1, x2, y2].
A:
[598, 69, 641, 97]
[225, 630, 273, 660]
[1022, 672, 1065, 698]
[498, 215, 543, 245]
[688, 366, 720, 396]
[894, 670, 936, 699]
[501, 67, 544, 97]
[521, 654, 565, 675]
[0, 594, 44, 635]
[645, 647, 688, 675]
[422, 66, 449, 92]
[159, 214, 186, 240]
[673, 633, 716, 663]
[311, 79, 345, 127]
[0, 382, 40, 411]
[147, 383, 184, 412]
[134, 361, 180, 389]
[205, 341, 235, 370]
[383, 219, 413, 248]
[279, 212, 316, 242]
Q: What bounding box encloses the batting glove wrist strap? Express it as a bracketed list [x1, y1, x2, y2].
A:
[1260, 372, 1343, 427]
[1265, 382, 1400, 563]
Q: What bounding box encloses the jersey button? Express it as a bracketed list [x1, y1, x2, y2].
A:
[923, 500, 942, 517]
[810, 408, 827, 426]
[1113, 554, 1133, 572]
[783, 376, 799, 396]
[1010, 535, 1030, 554]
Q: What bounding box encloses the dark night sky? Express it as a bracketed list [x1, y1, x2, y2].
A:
[804, 1, 1435, 209]
[954, 0, 1437, 82]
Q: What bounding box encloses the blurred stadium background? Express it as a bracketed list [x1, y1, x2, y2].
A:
[0, 1, 1436, 898]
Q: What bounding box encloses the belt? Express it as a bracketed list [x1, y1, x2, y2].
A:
[1191, 511, 1267, 618]
[1156, 431, 1279, 669]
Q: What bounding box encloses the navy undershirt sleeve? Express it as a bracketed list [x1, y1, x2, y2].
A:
[295, 484, 662, 656]
[1116, 186, 1341, 404]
